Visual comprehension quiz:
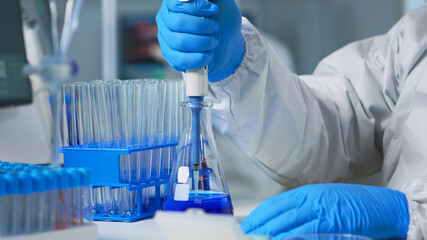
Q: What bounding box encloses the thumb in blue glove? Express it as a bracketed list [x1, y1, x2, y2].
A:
[156, 0, 245, 82]
[240, 184, 410, 240]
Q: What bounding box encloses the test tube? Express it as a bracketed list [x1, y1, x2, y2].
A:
[143, 80, 156, 146]
[77, 168, 93, 224]
[76, 82, 94, 147]
[122, 187, 137, 217]
[92, 187, 105, 214]
[130, 81, 144, 184]
[106, 81, 122, 148]
[132, 80, 144, 147]
[142, 186, 155, 212]
[66, 169, 81, 226]
[110, 187, 122, 215]
[17, 172, 32, 235]
[29, 171, 46, 233]
[42, 169, 58, 232]
[102, 186, 113, 215]
[121, 80, 133, 148]
[61, 89, 69, 147]
[130, 153, 138, 185]
[155, 80, 167, 144]
[90, 80, 112, 147]
[136, 81, 151, 183]
[63, 83, 78, 146]
[163, 80, 173, 144]
[138, 150, 151, 183]
[160, 81, 172, 178]
[154, 81, 167, 180]
[119, 155, 131, 184]
[55, 169, 71, 230]
[119, 81, 131, 183]
[3, 174, 19, 236]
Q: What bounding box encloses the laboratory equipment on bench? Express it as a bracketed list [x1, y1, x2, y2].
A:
[163, 101, 233, 214]
[22, 0, 84, 168]
[0, 161, 96, 239]
[163, 0, 233, 215]
[61, 79, 187, 222]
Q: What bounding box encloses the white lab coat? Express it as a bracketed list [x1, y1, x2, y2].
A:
[207, 7, 427, 239]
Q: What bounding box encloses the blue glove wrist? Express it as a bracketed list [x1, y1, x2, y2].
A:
[208, 30, 245, 82]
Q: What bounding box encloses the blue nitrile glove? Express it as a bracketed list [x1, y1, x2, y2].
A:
[240, 184, 410, 240]
[156, 0, 245, 82]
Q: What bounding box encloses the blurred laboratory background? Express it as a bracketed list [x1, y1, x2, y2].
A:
[1, 0, 426, 204]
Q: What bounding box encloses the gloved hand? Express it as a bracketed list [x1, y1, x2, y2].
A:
[240, 184, 410, 240]
[156, 0, 245, 82]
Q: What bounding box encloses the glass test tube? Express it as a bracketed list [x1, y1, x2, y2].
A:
[119, 81, 131, 183]
[66, 169, 81, 227]
[92, 187, 105, 214]
[110, 187, 122, 215]
[130, 81, 143, 184]
[102, 186, 113, 215]
[91, 81, 112, 147]
[122, 187, 137, 216]
[106, 81, 122, 148]
[76, 82, 94, 147]
[137, 80, 151, 182]
[63, 83, 78, 146]
[42, 169, 58, 232]
[18, 172, 33, 235]
[151, 81, 167, 180]
[3, 174, 19, 236]
[55, 169, 71, 230]
[78, 168, 93, 224]
[30, 171, 46, 233]
[148, 81, 160, 181]
[160, 82, 172, 179]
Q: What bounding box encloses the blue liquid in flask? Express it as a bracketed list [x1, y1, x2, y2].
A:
[163, 192, 233, 215]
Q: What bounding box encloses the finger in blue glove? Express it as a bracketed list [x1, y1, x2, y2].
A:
[156, 0, 245, 82]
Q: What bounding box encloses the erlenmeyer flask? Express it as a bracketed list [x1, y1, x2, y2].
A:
[163, 101, 233, 214]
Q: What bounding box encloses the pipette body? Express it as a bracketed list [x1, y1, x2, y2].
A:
[184, 67, 208, 196]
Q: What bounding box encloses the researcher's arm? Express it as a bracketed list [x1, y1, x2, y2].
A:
[209, 18, 386, 187]
[156, 0, 420, 238]
[208, 13, 424, 239]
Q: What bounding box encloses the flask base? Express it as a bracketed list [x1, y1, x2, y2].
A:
[163, 191, 233, 215]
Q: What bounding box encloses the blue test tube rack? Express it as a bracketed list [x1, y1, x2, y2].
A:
[61, 142, 177, 222]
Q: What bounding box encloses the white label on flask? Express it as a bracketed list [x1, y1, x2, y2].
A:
[174, 184, 190, 201]
[177, 166, 190, 183]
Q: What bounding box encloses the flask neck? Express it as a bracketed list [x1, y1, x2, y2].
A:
[182, 101, 213, 131]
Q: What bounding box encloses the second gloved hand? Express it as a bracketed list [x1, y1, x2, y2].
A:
[240, 184, 410, 240]
[156, 0, 245, 82]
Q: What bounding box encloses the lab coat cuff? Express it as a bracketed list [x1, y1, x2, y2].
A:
[399, 176, 427, 239]
[208, 17, 260, 87]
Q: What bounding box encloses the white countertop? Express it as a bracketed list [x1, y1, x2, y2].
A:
[96, 198, 263, 240]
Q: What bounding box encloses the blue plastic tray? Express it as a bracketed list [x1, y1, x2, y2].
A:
[61, 142, 177, 222]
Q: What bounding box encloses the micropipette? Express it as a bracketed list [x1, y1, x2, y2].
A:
[178, 0, 210, 197]
[186, 67, 208, 197]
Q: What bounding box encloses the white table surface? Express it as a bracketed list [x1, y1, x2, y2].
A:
[96, 198, 263, 240]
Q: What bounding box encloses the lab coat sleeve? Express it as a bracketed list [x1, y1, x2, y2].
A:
[207, 16, 427, 239]
[207, 18, 388, 188]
